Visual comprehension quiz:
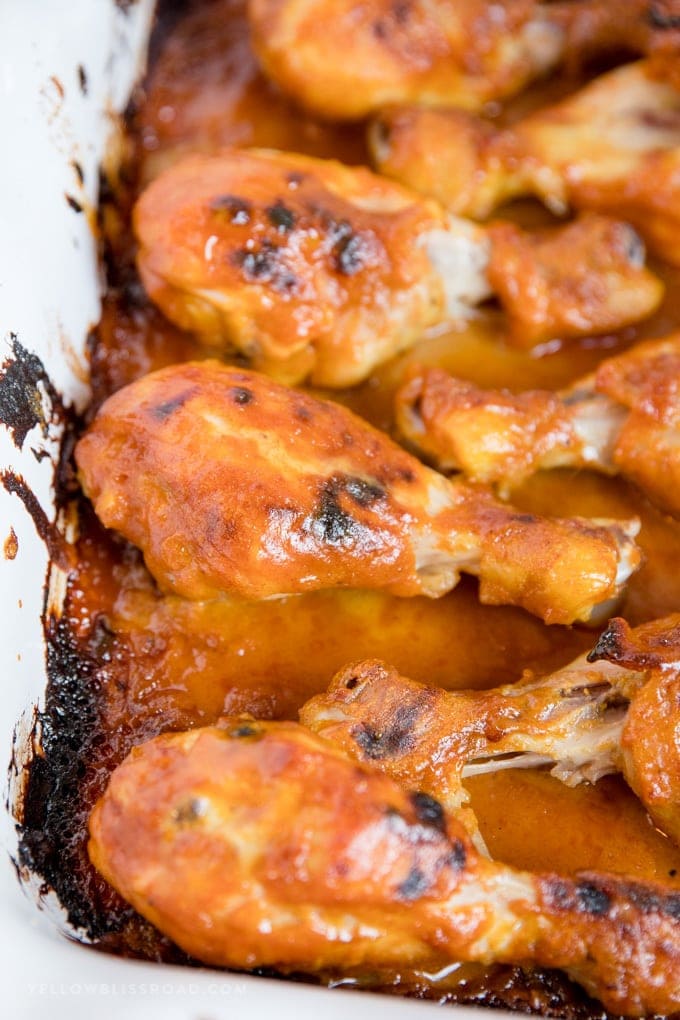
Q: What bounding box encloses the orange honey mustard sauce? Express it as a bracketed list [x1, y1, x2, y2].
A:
[61, 0, 680, 987]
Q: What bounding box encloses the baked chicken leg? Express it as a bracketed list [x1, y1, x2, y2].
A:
[301, 614, 680, 848]
[246, 0, 566, 121]
[74, 361, 640, 625]
[370, 60, 680, 264]
[89, 718, 680, 1016]
[134, 148, 490, 388]
[134, 149, 661, 382]
[247, 0, 678, 122]
[395, 332, 680, 515]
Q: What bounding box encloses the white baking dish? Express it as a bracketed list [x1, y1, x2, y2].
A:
[0, 4, 487, 1016]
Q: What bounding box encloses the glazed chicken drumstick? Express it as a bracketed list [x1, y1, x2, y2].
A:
[301, 614, 680, 849]
[395, 333, 680, 516]
[134, 149, 661, 384]
[134, 148, 490, 387]
[75, 361, 640, 625]
[370, 59, 680, 265]
[246, 0, 675, 121]
[247, 0, 567, 121]
[89, 718, 680, 1016]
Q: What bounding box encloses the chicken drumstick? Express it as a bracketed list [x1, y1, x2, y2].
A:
[395, 333, 680, 516]
[301, 615, 680, 848]
[75, 361, 640, 625]
[134, 149, 661, 383]
[247, 0, 566, 121]
[89, 718, 680, 1016]
[247, 0, 676, 121]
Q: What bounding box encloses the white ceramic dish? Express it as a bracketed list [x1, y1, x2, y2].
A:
[0, 4, 490, 1016]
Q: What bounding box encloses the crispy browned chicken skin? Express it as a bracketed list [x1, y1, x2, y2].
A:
[89, 718, 680, 1015]
[75, 361, 640, 624]
[135, 150, 661, 376]
[395, 333, 680, 515]
[370, 60, 680, 264]
[301, 614, 680, 849]
[247, 0, 566, 121]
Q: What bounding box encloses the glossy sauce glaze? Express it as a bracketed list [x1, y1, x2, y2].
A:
[24, 0, 680, 1013]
